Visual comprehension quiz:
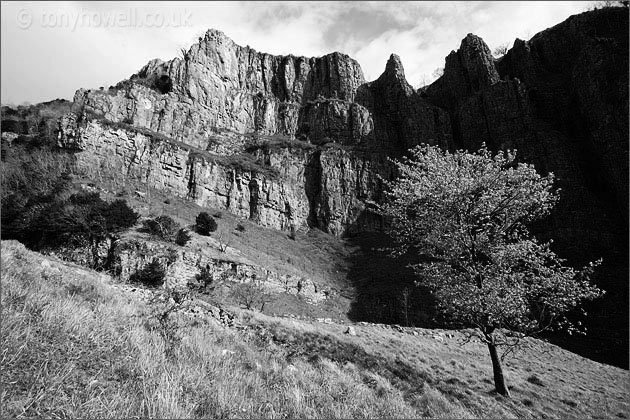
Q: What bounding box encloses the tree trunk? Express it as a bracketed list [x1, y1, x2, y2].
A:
[486, 336, 510, 397]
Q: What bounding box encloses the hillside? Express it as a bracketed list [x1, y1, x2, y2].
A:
[0, 6, 628, 418]
[2, 240, 628, 418]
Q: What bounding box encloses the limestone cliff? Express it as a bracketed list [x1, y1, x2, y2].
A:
[61, 29, 451, 235]
[424, 7, 628, 285]
[72, 29, 368, 143]
[59, 115, 394, 235]
[59, 8, 628, 263]
[423, 7, 628, 363]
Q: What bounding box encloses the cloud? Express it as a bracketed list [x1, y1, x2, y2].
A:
[1, 1, 588, 105]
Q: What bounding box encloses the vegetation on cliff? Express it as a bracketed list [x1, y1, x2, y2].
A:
[1, 145, 138, 255]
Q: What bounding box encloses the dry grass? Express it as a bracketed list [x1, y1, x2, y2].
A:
[2, 240, 628, 419]
[243, 312, 630, 419]
[0, 241, 458, 418]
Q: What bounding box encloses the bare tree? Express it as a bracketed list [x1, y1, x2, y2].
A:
[416, 74, 429, 90]
[400, 287, 411, 327]
[149, 287, 192, 359]
[217, 231, 230, 253]
[230, 278, 271, 311]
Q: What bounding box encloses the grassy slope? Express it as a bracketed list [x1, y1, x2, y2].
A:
[87, 176, 358, 320]
[2, 240, 628, 419]
[90, 177, 442, 326]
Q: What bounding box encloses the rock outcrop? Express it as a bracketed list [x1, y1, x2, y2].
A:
[58, 8, 627, 274]
[72, 29, 367, 143]
[356, 54, 452, 151]
[111, 236, 332, 304]
[60, 30, 452, 235]
[48, 232, 334, 304]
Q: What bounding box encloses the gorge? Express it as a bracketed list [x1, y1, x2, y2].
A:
[3, 6, 628, 367]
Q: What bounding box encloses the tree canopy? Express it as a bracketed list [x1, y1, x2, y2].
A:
[381, 144, 604, 396]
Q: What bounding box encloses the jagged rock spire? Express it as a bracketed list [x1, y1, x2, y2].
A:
[456, 33, 500, 90]
[383, 54, 406, 81]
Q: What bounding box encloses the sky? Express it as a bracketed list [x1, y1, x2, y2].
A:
[1, 1, 590, 105]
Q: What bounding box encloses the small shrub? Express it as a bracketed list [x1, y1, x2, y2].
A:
[103, 199, 139, 231]
[149, 287, 191, 359]
[217, 232, 230, 252]
[174, 228, 191, 246]
[493, 43, 510, 58]
[69, 191, 102, 206]
[130, 260, 166, 287]
[196, 212, 217, 235]
[143, 215, 180, 242]
[154, 74, 173, 95]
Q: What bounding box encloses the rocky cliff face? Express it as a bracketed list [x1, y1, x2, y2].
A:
[424, 7, 628, 364]
[59, 7, 628, 264]
[59, 115, 394, 235]
[70, 29, 452, 151]
[425, 7, 628, 277]
[62, 28, 452, 236]
[73, 29, 367, 143]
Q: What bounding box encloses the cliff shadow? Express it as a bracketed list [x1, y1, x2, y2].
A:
[343, 221, 437, 328]
[344, 215, 628, 368]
